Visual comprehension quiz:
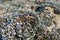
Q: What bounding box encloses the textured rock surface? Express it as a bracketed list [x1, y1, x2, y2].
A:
[0, 0, 60, 40]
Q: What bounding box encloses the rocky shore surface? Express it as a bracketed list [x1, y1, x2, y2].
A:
[0, 0, 60, 40]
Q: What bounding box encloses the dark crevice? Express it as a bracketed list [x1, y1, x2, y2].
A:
[0, 34, 2, 40]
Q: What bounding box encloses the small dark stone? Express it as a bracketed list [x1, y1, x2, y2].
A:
[35, 6, 43, 12]
[18, 5, 20, 7]
[34, 35, 38, 39]
[54, 9, 60, 14]
[31, 6, 34, 10]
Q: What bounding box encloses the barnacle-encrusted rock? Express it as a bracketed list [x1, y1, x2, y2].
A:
[0, 0, 60, 40]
